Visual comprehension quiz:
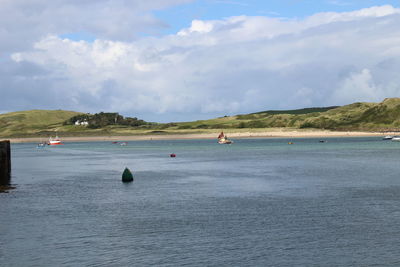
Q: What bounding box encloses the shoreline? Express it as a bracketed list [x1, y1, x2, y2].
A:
[4, 130, 389, 143]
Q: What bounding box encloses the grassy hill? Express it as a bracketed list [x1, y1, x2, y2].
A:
[0, 110, 82, 137]
[0, 110, 159, 138]
[164, 98, 400, 131]
[2, 98, 400, 138]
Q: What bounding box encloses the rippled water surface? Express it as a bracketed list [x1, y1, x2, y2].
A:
[2, 137, 400, 266]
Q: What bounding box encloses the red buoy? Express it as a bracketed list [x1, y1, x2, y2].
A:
[170, 153, 176, 157]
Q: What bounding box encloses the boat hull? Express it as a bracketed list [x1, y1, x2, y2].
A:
[48, 141, 63, 145]
[218, 140, 233, 144]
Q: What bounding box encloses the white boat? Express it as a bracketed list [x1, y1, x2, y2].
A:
[391, 136, 400, 141]
[48, 135, 63, 145]
[218, 131, 233, 144]
[37, 138, 46, 148]
[383, 135, 393, 140]
[37, 142, 46, 148]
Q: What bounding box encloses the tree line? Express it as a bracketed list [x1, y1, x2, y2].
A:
[64, 112, 149, 128]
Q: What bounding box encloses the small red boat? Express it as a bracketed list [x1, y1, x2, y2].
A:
[48, 135, 63, 145]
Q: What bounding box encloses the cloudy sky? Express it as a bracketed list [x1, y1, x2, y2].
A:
[1, 0, 400, 122]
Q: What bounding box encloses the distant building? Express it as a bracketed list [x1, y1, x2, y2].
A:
[74, 120, 89, 126]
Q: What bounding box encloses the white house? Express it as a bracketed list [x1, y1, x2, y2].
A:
[74, 120, 89, 126]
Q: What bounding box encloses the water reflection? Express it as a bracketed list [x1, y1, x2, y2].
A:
[0, 184, 15, 193]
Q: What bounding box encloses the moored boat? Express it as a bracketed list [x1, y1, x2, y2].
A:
[391, 136, 400, 141]
[48, 135, 63, 145]
[218, 131, 233, 144]
[37, 138, 46, 148]
[37, 142, 46, 148]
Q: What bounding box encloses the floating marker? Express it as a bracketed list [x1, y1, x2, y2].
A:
[122, 167, 134, 182]
[170, 153, 176, 157]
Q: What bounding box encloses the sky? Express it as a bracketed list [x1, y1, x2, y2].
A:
[1, 0, 400, 122]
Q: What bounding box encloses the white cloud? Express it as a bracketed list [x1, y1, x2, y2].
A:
[333, 69, 382, 103]
[2, 4, 400, 121]
[178, 20, 215, 36]
[0, 0, 193, 53]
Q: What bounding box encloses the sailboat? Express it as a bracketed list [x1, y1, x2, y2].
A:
[218, 131, 233, 144]
[48, 134, 63, 145]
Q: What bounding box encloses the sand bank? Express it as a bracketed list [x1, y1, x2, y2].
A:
[6, 130, 389, 143]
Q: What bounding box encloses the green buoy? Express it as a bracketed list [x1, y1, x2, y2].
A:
[122, 167, 134, 182]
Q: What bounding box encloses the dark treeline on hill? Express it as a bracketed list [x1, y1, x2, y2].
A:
[64, 112, 149, 128]
[251, 106, 339, 116]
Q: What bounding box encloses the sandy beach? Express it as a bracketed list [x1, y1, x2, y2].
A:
[5, 130, 389, 143]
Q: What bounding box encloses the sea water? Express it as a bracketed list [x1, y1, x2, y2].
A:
[1, 137, 400, 266]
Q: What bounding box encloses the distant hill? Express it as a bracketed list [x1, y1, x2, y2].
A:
[2, 98, 400, 138]
[0, 110, 152, 138]
[171, 98, 400, 131]
[0, 110, 82, 137]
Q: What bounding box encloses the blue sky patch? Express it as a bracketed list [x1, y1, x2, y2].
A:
[155, 0, 400, 34]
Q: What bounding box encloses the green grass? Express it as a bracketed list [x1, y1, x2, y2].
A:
[166, 98, 400, 131]
[0, 110, 82, 137]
